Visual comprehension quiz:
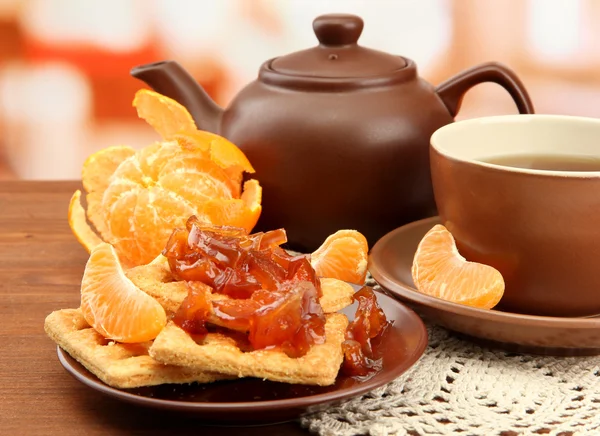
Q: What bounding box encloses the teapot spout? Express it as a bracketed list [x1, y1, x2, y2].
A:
[130, 60, 223, 134]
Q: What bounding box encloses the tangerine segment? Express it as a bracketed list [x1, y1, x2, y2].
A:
[104, 186, 200, 267]
[131, 187, 199, 265]
[68, 190, 102, 253]
[198, 179, 262, 233]
[135, 141, 197, 182]
[104, 190, 142, 268]
[109, 156, 145, 186]
[87, 156, 144, 243]
[411, 224, 505, 309]
[81, 146, 136, 240]
[311, 230, 369, 285]
[159, 156, 237, 201]
[81, 145, 136, 194]
[80, 243, 167, 343]
[133, 89, 197, 140]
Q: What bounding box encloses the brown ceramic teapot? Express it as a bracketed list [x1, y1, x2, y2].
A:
[131, 14, 534, 252]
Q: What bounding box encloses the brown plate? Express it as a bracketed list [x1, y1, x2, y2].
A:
[369, 216, 600, 356]
[57, 287, 427, 425]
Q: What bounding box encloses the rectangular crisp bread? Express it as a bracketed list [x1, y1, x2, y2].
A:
[44, 308, 232, 389]
[125, 255, 355, 314]
[148, 313, 349, 386]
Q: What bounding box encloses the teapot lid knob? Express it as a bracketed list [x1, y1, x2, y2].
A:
[313, 14, 364, 46]
[264, 13, 409, 85]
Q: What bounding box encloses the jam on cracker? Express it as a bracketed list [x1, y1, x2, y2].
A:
[164, 216, 389, 370]
[164, 216, 324, 357]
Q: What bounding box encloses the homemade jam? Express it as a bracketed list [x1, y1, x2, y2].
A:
[164, 216, 321, 299]
[164, 216, 390, 367]
[341, 286, 390, 377]
[164, 216, 324, 357]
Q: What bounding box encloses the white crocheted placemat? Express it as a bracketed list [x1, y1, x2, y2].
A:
[301, 285, 600, 436]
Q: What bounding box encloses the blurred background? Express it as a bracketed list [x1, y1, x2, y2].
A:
[0, 0, 599, 180]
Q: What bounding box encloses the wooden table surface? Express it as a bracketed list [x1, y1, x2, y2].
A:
[0, 181, 309, 436]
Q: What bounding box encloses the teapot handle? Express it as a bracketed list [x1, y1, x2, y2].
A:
[435, 62, 534, 117]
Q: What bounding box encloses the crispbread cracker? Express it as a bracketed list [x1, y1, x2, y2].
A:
[149, 313, 349, 386]
[44, 308, 231, 389]
[126, 255, 355, 314]
[124, 256, 186, 313]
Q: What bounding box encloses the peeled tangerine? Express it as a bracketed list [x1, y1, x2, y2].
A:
[411, 225, 505, 309]
[68, 89, 261, 267]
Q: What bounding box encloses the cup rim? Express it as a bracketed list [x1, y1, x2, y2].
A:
[430, 114, 600, 178]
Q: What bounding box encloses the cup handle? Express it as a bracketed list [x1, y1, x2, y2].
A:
[435, 62, 535, 117]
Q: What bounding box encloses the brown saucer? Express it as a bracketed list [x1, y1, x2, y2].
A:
[57, 287, 427, 425]
[369, 217, 600, 356]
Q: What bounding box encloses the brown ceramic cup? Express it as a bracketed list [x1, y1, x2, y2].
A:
[430, 115, 600, 317]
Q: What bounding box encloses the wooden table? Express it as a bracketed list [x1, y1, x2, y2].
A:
[0, 181, 309, 436]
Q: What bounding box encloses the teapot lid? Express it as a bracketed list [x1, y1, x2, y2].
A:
[270, 14, 407, 79]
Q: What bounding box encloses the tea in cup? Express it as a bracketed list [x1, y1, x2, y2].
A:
[430, 114, 600, 317]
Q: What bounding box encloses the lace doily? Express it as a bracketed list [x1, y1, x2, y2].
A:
[302, 285, 600, 436]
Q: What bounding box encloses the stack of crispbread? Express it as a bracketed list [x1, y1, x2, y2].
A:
[45, 256, 356, 389]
